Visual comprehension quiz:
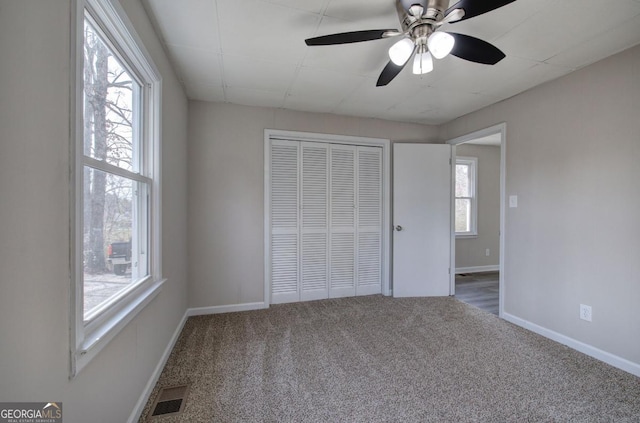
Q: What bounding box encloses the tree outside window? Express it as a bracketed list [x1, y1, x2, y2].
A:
[81, 16, 148, 320]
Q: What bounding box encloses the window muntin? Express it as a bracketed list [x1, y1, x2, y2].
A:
[455, 157, 477, 236]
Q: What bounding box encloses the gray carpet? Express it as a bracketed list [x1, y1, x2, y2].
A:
[140, 296, 640, 422]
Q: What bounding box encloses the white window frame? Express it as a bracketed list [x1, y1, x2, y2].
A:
[455, 156, 478, 237]
[70, 0, 164, 377]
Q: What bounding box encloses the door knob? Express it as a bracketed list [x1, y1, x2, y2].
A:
[395, 225, 403, 231]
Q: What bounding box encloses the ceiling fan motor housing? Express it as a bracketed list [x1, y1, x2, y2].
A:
[412, 25, 432, 47]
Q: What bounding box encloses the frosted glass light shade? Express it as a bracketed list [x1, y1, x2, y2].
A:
[413, 51, 433, 74]
[389, 38, 414, 66]
[428, 31, 455, 59]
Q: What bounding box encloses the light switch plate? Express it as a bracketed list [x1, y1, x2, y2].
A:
[509, 195, 518, 208]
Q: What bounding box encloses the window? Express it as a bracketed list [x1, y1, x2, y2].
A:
[71, 0, 163, 376]
[455, 157, 477, 236]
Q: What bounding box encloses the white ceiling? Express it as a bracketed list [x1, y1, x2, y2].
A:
[142, 0, 640, 125]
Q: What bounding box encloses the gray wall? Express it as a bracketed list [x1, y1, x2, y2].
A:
[441, 44, 640, 365]
[2, 2, 638, 419]
[455, 144, 501, 270]
[188, 101, 439, 308]
[0, 1, 188, 422]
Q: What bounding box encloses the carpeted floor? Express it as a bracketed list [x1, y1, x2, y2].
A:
[139, 296, 640, 422]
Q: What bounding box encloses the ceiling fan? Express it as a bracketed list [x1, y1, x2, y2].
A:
[305, 0, 516, 86]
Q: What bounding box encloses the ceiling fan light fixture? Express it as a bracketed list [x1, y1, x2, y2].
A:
[413, 50, 433, 74]
[389, 38, 415, 66]
[428, 31, 455, 59]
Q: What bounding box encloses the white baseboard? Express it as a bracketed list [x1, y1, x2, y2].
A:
[128, 309, 189, 423]
[503, 312, 640, 378]
[187, 302, 268, 317]
[455, 265, 499, 274]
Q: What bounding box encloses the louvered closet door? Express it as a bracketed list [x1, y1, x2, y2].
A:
[300, 142, 329, 301]
[356, 147, 383, 295]
[329, 145, 357, 298]
[270, 140, 300, 304]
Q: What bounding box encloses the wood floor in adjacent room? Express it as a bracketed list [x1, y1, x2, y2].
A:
[455, 271, 499, 315]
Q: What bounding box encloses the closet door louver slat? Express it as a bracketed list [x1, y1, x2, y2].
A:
[300, 143, 329, 301]
[329, 145, 356, 298]
[357, 147, 383, 295]
[270, 141, 300, 303]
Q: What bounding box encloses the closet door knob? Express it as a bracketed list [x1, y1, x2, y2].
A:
[395, 225, 403, 231]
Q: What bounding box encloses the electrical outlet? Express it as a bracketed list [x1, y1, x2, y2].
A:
[485, 248, 490, 257]
[580, 304, 592, 322]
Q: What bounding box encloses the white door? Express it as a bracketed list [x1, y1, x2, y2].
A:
[300, 142, 329, 301]
[270, 140, 301, 304]
[393, 144, 452, 297]
[269, 139, 384, 304]
[329, 145, 357, 298]
[356, 147, 383, 296]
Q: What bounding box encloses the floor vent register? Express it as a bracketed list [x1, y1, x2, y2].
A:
[151, 384, 190, 418]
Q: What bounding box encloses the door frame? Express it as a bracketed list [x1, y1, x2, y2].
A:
[264, 129, 392, 306]
[446, 123, 507, 317]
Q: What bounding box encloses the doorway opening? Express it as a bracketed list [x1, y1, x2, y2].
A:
[447, 124, 505, 317]
[455, 271, 499, 315]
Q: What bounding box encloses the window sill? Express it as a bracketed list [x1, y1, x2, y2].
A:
[72, 278, 165, 378]
[455, 233, 478, 239]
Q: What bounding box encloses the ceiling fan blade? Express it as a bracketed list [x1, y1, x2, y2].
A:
[376, 62, 404, 87]
[445, 0, 516, 23]
[376, 48, 414, 87]
[305, 29, 400, 46]
[448, 33, 505, 65]
[439, 8, 465, 25]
